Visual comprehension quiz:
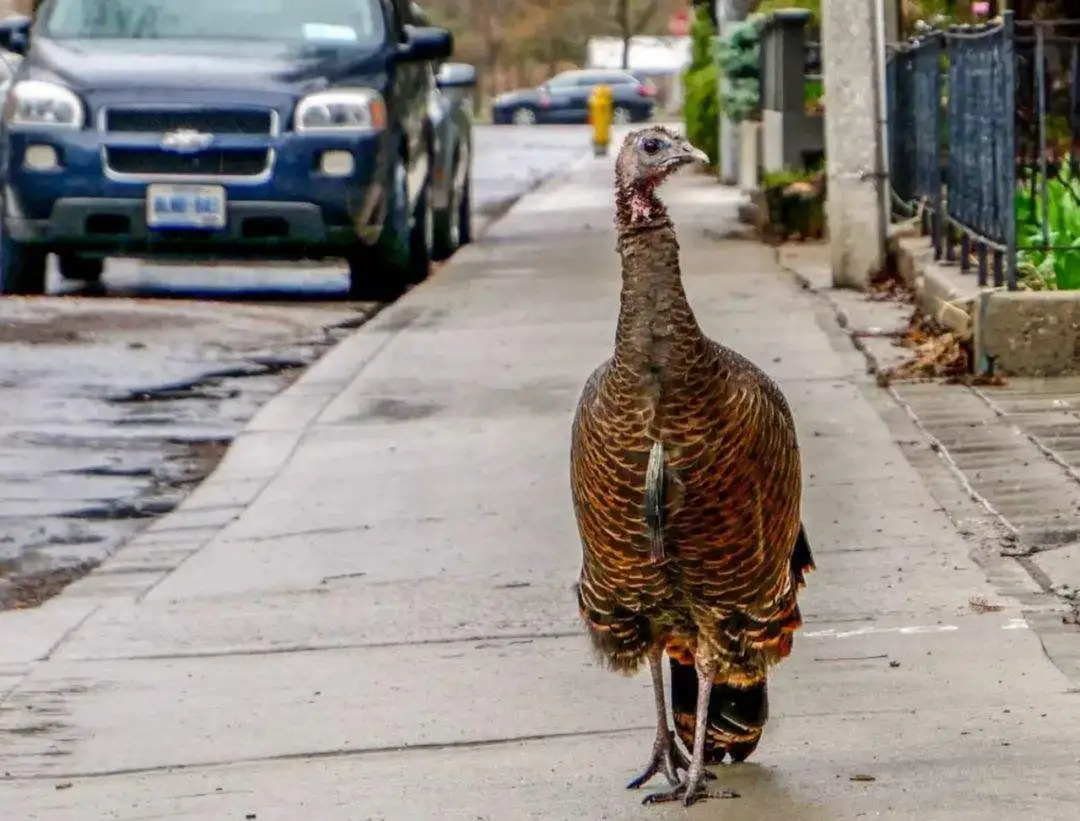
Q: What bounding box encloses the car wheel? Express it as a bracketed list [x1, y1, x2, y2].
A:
[347, 152, 432, 302]
[406, 179, 434, 286]
[433, 157, 470, 261]
[0, 233, 48, 295]
[613, 106, 632, 125]
[58, 254, 104, 283]
[457, 170, 472, 247]
[512, 107, 536, 126]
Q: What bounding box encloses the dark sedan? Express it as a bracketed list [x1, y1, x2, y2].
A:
[491, 69, 656, 126]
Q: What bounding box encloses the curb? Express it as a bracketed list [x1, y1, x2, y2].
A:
[775, 247, 1080, 629]
[779, 250, 1025, 543]
[0, 149, 595, 670]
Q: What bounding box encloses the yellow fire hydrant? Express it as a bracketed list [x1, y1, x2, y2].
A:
[588, 84, 613, 157]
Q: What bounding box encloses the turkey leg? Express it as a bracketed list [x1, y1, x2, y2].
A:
[642, 658, 740, 807]
[626, 646, 689, 789]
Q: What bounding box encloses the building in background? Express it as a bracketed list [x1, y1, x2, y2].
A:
[585, 35, 691, 115]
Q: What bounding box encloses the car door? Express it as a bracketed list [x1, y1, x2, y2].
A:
[564, 75, 600, 123]
[386, 0, 429, 213]
[539, 73, 578, 123]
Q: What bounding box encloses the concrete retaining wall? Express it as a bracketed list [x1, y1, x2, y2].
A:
[891, 232, 1080, 377]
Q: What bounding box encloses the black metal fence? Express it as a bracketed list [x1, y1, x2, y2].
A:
[887, 14, 1018, 288]
[889, 14, 1080, 291]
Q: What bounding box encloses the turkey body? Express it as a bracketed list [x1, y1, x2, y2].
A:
[570, 219, 813, 764]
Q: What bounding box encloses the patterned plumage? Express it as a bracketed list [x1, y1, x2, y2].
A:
[569, 126, 815, 806]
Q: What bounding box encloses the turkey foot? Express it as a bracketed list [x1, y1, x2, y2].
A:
[629, 648, 720, 790]
[641, 657, 737, 806]
[641, 772, 739, 807]
[627, 730, 698, 789]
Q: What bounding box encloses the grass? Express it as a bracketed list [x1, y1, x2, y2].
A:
[1016, 165, 1080, 291]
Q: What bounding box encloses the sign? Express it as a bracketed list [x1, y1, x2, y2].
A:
[146, 184, 227, 230]
[668, 8, 690, 36]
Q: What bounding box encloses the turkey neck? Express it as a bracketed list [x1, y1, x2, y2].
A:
[612, 211, 704, 381]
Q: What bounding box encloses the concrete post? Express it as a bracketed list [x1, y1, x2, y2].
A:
[821, 0, 888, 290]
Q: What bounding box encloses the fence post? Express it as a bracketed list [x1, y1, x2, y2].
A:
[929, 33, 944, 260]
[1002, 10, 1017, 290]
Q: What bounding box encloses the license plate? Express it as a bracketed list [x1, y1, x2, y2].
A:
[146, 184, 226, 230]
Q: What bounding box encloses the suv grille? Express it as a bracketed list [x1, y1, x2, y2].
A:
[103, 109, 274, 135]
[105, 147, 271, 177]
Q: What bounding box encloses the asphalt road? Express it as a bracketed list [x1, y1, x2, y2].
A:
[0, 124, 594, 609]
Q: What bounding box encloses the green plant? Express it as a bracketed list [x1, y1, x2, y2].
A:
[714, 16, 762, 124]
[755, 0, 820, 24]
[682, 5, 719, 167]
[759, 165, 827, 242]
[1016, 165, 1080, 291]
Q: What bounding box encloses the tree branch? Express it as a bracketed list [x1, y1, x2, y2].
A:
[631, 0, 664, 34]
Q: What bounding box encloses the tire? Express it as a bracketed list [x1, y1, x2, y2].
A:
[405, 180, 434, 286]
[0, 233, 48, 295]
[457, 171, 472, 247]
[432, 157, 471, 261]
[347, 153, 432, 302]
[512, 107, 537, 126]
[58, 254, 104, 283]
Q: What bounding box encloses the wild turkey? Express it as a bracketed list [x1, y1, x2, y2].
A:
[569, 125, 815, 806]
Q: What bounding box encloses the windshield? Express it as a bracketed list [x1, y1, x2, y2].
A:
[40, 0, 386, 45]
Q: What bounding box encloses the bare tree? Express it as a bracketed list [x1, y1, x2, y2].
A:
[614, 0, 664, 69]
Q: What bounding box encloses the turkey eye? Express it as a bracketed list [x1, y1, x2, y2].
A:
[641, 137, 661, 154]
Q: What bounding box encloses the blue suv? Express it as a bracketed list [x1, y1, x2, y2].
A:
[0, 0, 454, 301]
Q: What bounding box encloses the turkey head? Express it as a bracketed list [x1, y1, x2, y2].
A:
[614, 126, 708, 227]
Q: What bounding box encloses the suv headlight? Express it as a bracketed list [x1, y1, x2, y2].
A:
[294, 89, 386, 133]
[4, 80, 85, 128]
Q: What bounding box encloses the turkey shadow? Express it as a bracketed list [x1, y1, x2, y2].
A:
[701, 762, 832, 821]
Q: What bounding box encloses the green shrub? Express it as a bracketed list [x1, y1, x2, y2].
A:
[682, 6, 719, 167]
[714, 17, 763, 123]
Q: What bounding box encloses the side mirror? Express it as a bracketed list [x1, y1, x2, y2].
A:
[436, 62, 477, 90]
[398, 25, 453, 63]
[0, 15, 31, 56]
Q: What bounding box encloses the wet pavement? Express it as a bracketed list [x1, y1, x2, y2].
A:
[0, 124, 593, 609]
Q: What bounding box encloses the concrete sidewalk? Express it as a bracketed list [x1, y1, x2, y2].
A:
[3, 158, 1080, 820]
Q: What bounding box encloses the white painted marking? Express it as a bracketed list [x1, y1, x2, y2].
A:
[804, 620, 1029, 640]
[805, 625, 959, 640]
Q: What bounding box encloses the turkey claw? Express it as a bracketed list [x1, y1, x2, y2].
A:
[627, 731, 686, 789]
[642, 776, 739, 807]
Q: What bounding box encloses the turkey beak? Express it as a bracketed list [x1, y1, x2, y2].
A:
[681, 143, 709, 166]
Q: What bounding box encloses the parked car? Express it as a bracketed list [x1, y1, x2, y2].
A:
[491, 69, 656, 126]
[429, 62, 477, 259]
[0, 49, 20, 103]
[0, 0, 455, 301]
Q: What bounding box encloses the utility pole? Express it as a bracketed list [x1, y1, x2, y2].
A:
[714, 0, 744, 185]
[821, 0, 889, 289]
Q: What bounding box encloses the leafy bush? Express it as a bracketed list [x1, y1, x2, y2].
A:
[714, 17, 763, 124]
[682, 5, 719, 167]
[1016, 166, 1080, 290]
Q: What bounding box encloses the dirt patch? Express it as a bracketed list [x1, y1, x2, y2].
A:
[0, 295, 380, 611]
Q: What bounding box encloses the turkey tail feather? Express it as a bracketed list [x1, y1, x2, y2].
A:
[791, 522, 816, 587]
[643, 440, 667, 561]
[668, 656, 768, 765]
